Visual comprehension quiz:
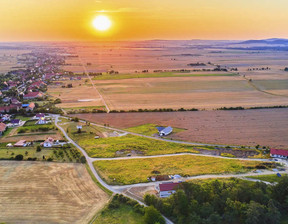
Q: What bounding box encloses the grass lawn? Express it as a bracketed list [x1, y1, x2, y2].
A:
[246, 174, 287, 183]
[1, 127, 14, 137]
[124, 123, 185, 136]
[93, 72, 236, 80]
[93, 204, 145, 224]
[93, 155, 268, 185]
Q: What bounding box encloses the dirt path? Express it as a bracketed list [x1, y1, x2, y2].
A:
[79, 58, 110, 113]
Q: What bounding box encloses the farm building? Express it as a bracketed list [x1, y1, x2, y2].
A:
[156, 126, 173, 136]
[270, 149, 288, 159]
[156, 182, 180, 198]
[0, 122, 7, 135]
[14, 140, 28, 147]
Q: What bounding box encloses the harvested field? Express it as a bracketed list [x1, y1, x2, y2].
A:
[0, 161, 109, 224]
[92, 75, 288, 110]
[73, 108, 288, 148]
[47, 80, 105, 109]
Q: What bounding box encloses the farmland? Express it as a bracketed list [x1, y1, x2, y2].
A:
[93, 155, 269, 185]
[92, 75, 288, 111]
[0, 161, 109, 224]
[73, 108, 288, 148]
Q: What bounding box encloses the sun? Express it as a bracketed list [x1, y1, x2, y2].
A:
[92, 15, 112, 31]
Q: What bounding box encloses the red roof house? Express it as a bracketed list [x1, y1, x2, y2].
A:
[270, 149, 288, 158]
[23, 92, 44, 100]
[158, 182, 180, 198]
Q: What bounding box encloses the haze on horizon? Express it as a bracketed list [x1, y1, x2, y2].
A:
[1, 0, 288, 42]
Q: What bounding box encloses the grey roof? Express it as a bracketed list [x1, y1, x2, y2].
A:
[160, 126, 173, 135]
[156, 126, 165, 132]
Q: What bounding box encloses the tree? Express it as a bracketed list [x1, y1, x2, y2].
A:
[36, 146, 41, 152]
[15, 154, 24, 161]
[80, 156, 86, 164]
[245, 201, 266, 224]
[144, 206, 165, 224]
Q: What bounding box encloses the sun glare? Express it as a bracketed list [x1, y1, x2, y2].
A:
[92, 15, 112, 31]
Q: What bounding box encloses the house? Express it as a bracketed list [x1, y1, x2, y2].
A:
[270, 149, 288, 159]
[0, 123, 6, 135]
[41, 137, 66, 147]
[22, 104, 30, 108]
[30, 81, 47, 88]
[0, 105, 19, 113]
[156, 126, 173, 136]
[1, 114, 11, 121]
[14, 140, 28, 147]
[36, 117, 49, 125]
[2, 97, 11, 103]
[41, 137, 54, 147]
[10, 119, 21, 127]
[26, 102, 35, 112]
[23, 92, 44, 100]
[34, 113, 45, 120]
[157, 182, 180, 198]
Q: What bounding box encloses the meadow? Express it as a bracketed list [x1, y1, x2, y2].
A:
[93, 155, 268, 185]
[246, 174, 288, 183]
[124, 123, 185, 136]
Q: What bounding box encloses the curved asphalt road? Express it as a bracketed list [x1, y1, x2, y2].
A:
[54, 115, 173, 224]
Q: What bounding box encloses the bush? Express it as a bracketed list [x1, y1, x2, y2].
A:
[144, 206, 165, 224]
[15, 154, 24, 161]
[36, 146, 42, 152]
[80, 156, 86, 163]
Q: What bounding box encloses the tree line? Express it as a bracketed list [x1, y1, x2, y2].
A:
[144, 177, 288, 224]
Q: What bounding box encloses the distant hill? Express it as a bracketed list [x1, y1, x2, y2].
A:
[238, 38, 288, 45]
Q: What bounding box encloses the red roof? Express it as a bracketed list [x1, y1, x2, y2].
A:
[159, 182, 180, 192]
[24, 92, 42, 98]
[0, 123, 6, 132]
[271, 149, 288, 156]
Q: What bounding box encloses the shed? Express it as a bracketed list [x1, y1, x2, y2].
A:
[159, 126, 173, 136]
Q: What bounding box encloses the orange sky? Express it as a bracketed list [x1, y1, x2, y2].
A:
[0, 0, 288, 41]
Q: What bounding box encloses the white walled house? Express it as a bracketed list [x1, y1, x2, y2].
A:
[156, 182, 180, 198]
[270, 149, 288, 159]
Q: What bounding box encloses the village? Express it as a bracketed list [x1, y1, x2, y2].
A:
[0, 46, 287, 224]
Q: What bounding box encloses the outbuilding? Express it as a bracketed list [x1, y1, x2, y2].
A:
[156, 126, 173, 136]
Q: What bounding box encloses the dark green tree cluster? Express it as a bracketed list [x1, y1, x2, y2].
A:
[144, 178, 288, 224]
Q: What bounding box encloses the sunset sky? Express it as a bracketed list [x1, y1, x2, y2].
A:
[0, 0, 288, 41]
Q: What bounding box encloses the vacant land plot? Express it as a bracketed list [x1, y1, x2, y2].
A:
[0, 161, 109, 224]
[93, 204, 145, 224]
[74, 108, 288, 148]
[93, 155, 268, 185]
[91, 75, 288, 110]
